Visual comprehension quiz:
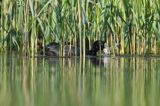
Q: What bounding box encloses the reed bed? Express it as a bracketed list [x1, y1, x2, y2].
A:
[0, 0, 160, 56]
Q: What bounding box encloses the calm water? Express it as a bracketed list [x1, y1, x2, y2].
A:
[0, 53, 160, 106]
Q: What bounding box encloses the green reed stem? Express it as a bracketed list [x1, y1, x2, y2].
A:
[0, 0, 160, 56]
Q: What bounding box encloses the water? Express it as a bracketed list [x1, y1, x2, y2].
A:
[0, 53, 160, 106]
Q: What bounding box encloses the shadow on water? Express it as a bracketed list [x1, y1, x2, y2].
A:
[0, 53, 160, 106]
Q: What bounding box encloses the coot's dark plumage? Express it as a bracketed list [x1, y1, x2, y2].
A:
[42, 40, 105, 57]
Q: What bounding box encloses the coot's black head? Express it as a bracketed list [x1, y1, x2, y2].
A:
[89, 40, 105, 56]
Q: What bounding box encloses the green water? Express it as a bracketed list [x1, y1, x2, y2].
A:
[0, 53, 160, 106]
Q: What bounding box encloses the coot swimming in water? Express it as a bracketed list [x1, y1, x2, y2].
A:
[42, 40, 106, 57]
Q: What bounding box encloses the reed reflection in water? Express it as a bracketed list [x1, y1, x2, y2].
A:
[0, 53, 160, 106]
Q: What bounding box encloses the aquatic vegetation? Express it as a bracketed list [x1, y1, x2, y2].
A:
[0, 0, 160, 56]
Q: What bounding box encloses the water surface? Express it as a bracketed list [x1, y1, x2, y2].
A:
[0, 53, 160, 106]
